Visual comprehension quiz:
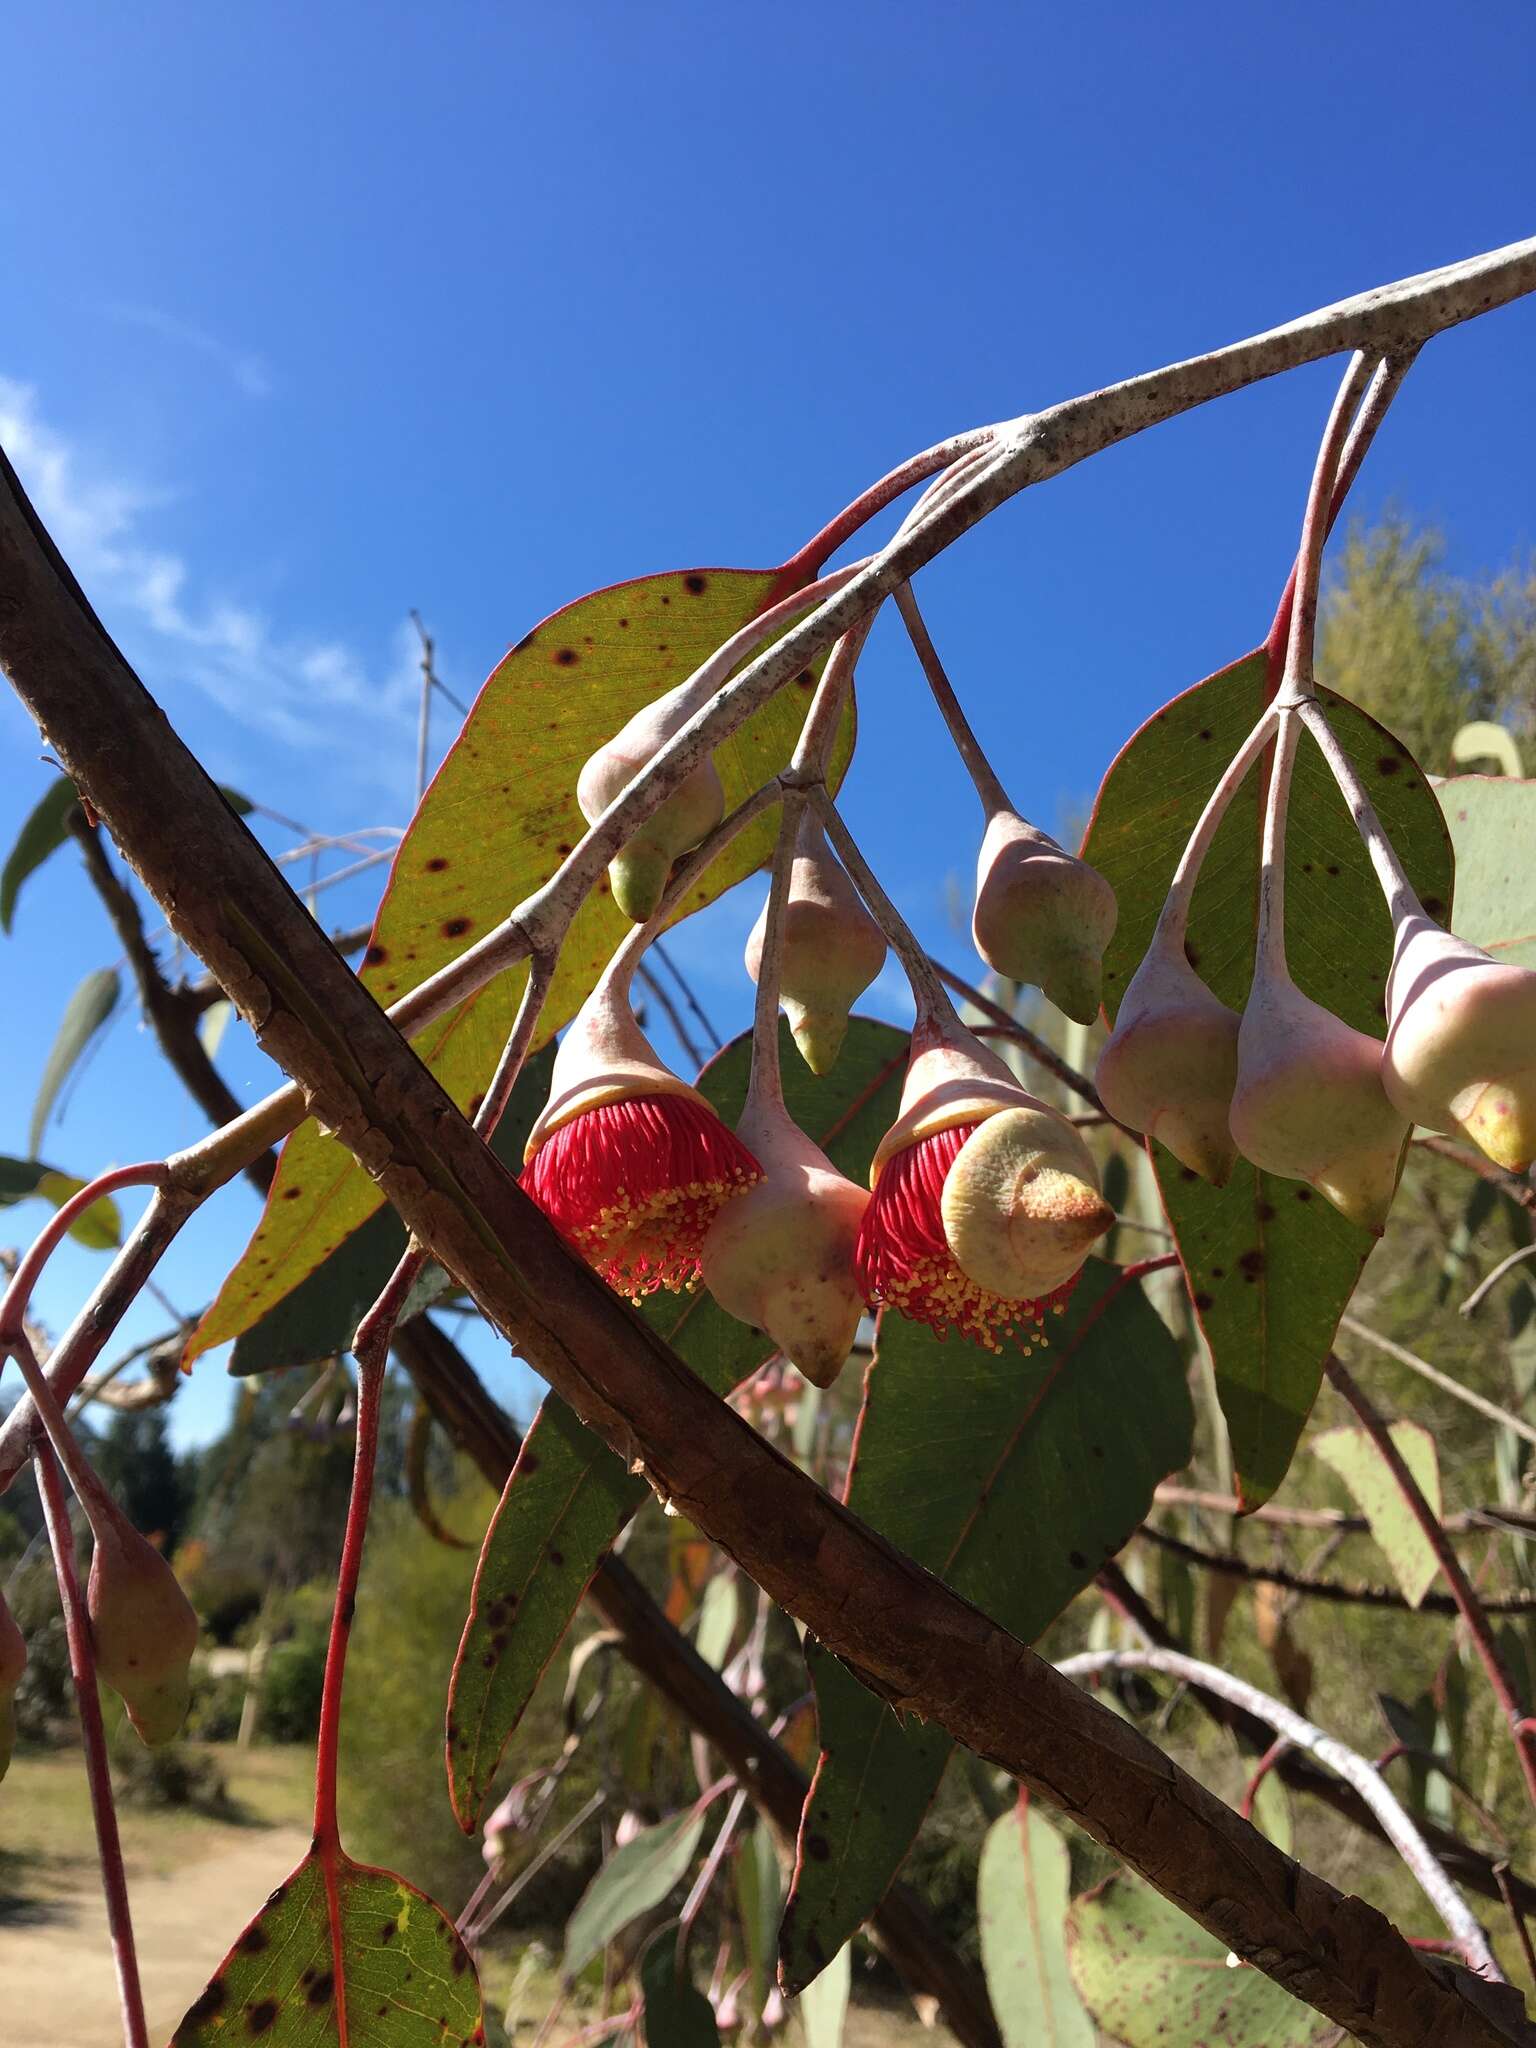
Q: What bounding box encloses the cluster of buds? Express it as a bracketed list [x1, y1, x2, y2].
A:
[1096, 703, 1536, 1228]
[524, 685, 1125, 1383]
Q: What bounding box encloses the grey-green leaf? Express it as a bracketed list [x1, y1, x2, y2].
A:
[978, 1800, 1094, 2048]
[2, 777, 80, 933]
[564, 1809, 708, 1979]
[29, 967, 120, 1156]
[0, 1154, 122, 1250]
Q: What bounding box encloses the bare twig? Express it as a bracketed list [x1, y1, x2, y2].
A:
[1055, 1645, 1501, 1983]
[1139, 1520, 1536, 1615]
[1340, 1315, 1536, 1450]
[1462, 1245, 1536, 1320]
[1327, 1354, 1536, 1815]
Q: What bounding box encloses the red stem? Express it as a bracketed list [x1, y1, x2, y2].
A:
[0, 1161, 167, 1343]
[1326, 1354, 1536, 1815]
[1239, 1736, 1291, 1820]
[34, 1441, 149, 2048]
[775, 429, 996, 590]
[313, 1353, 386, 1843]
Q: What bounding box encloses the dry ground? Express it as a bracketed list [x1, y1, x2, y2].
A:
[0, 1745, 945, 2044]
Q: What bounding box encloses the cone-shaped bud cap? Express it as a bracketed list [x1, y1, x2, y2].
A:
[940, 1105, 1113, 1300]
[522, 969, 761, 1298]
[856, 1013, 1109, 1348]
[1095, 937, 1241, 1184]
[577, 684, 725, 923]
[745, 813, 886, 1075]
[972, 809, 1118, 1025]
[88, 1516, 198, 1747]
[702, 1095, 868, 1387]
[1229, 971, 1407, 1231]
[0, 1587, 24, 1782]
[1384, 912, 1536, 1173]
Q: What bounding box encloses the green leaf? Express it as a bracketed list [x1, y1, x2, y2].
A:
[446, 1019, 906, 1828]
[564, 1809, 708, 1979]
[1438, 775, 1536, 966]
[219, 786, 256, 817]
[190, 562, 852, 1363]
[799, 1941, 850, 2048]
[978, 1798, 1094, 2048]
[199, 998, 235, 1060]
[1250, 1768, 1293, 1857]
[779, 1262, 1192, 1994]
[736, 1821, 782, 2019]
[0, 1154, 121, 1250]
[29, 966, 120, 1157]
[228, 1043, 555, 1375]
[640, 1940, 721, 2047]
[1, 776, 80, 934]
[1312, 1421, 1443, 1608]
[170, 1847, 482, 2046]
[694, 1572, 739, 1670]
[1083, 654, 1453, 1507]
[1066, 1872, 1338, 2047]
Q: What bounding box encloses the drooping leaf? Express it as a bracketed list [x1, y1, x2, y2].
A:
[694, 1572, 739, 1671]
[1, 776, 80, 934]
[640, 1939, 721, 2047]
[446, 1019, 907, 1828]
[170, 1847, 482, 2046]
[564, 1808, 708, 1979]
[219, 786, 256, 817]
[1312, 1421, 1443, 1608]
[190, 562, 852, 1363]
[199, 998, 235, 1060]
[1083, 655, 1453, 1507]
[779, 1262, 1192, 1994]
[798, 1941, 850, 2048]
[1438, 775, 1536, 966]
[228, 1043, 555, 1375]
[977, 1796, 1094, 2048]
[1066, 1871, 1338, 2047]
[1250, 1767, 1294, 1857]
[736, 1821, 782, 2019]
[0, 1154, 121, 1250]
[29, 965, 120, 1157]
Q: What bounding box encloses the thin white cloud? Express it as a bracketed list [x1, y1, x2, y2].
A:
[101, 302, 274, 399]
[0, 376, 418, 775]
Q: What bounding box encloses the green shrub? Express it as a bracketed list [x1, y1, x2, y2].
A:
[261, 1629, 328, 1742]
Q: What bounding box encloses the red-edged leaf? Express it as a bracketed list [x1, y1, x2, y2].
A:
[778, 1263, 1192, 1994]
[169, 1847, 482, 2045]
[189, 562, 851, 1363]
[1082, 653, 1452, 1507]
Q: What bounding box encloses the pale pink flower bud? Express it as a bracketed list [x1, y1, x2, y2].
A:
[971, 809, 1117, 1025]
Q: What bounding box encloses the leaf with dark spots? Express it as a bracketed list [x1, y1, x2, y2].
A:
[171, 1849, 480, 2045]
[446, 1019, 907, 1829]
[779, 1262, 1192, 1994]
[1067, 1872, 1337, 2046]
[1083, 653, 1452, 1506]
[189, 558, 854, 1363]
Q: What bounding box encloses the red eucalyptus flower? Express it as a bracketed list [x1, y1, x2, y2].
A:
[855, 1016, 1112, 1351]
[521, 965, 760, 1300]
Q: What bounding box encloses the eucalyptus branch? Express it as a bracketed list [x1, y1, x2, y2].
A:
[1054, 1645, 1501, 1983]
[1275, 351, 1379, 706]
[1154, 1481, 1536, 1539]
[1326, 1353, 1536, 1816]
[1139, 1520, 1536, 1616]
[1255, 706, 1302, 979]
[894, 581, 1010, 815]
[34, 1440, 149, 2048]
[1339, 1315, 1536, 1451]
[1462, 1244, 1536, 1318]
[29, 601, 1530, 2045]
[26, 234, 1530, 1218]
[746, 792, 805, 1112]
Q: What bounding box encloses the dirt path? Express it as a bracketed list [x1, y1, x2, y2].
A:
[2, 1820, 313, 2047]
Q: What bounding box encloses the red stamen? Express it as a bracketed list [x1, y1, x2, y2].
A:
[855, 1123, 1077, 1352]
[522, 1094, 761, 1300]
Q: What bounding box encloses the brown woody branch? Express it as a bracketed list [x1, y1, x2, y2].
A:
[4, 453, 1532, 2048]
[1139, 1521, 1536, 1617]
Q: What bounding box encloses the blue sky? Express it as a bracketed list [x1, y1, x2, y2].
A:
[2, 1, 1533, 1451]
